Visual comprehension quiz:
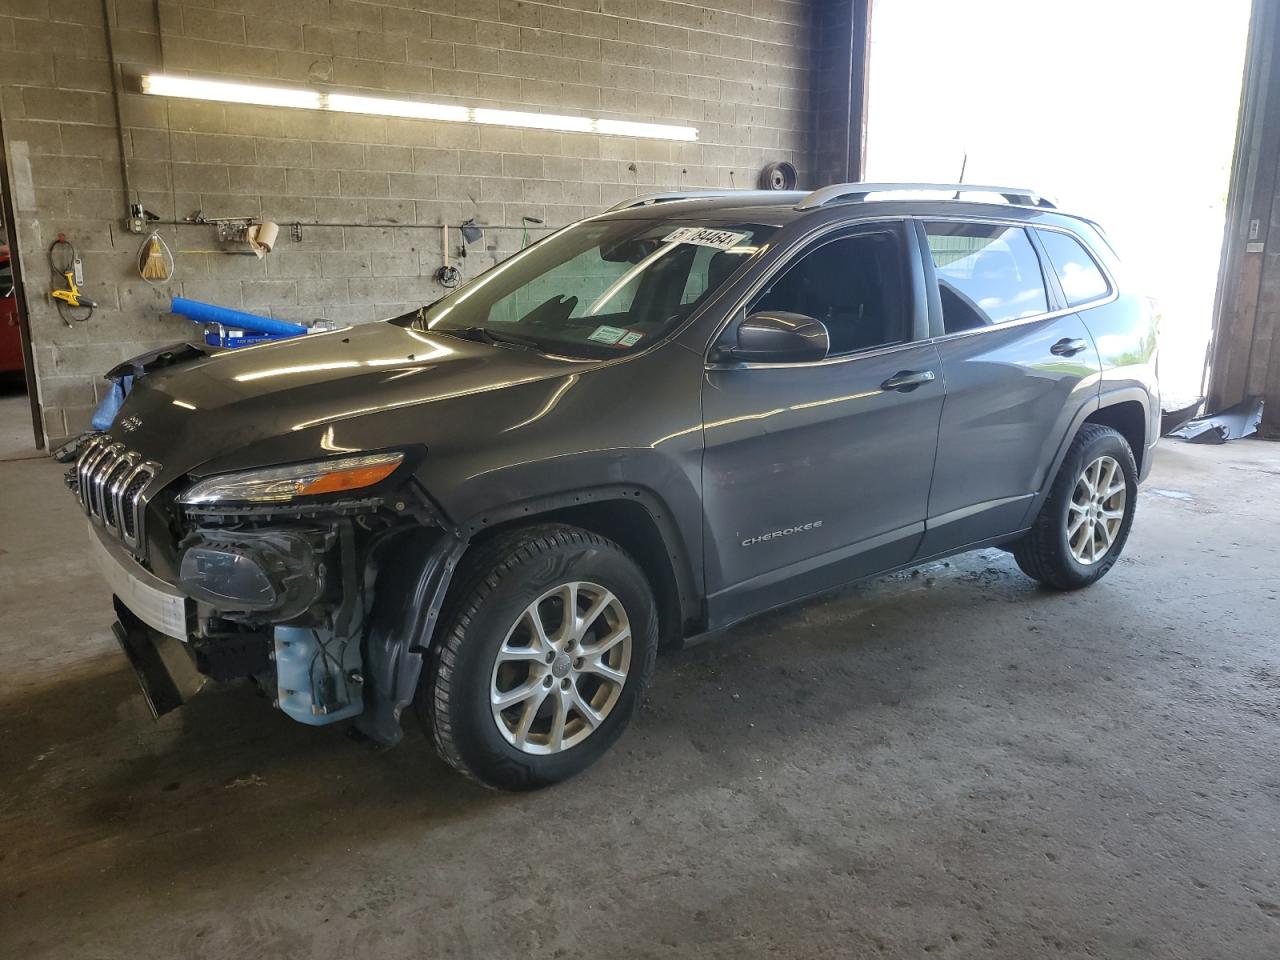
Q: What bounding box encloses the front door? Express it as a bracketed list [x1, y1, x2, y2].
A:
[916, 219, 1102, 556]
[701, 222, 944, 627]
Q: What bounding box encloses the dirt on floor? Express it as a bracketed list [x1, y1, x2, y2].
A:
[1, 437, 1277, 959]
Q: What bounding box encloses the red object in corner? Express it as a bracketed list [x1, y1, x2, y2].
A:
[0, 252, 22, 373]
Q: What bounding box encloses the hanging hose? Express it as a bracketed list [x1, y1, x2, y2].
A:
[520, 215, 544, 249]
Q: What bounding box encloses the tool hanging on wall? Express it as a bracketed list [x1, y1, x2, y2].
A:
[137, 230, 175, 284]
[435, 223, 461, 288]
[460, 218, 483, 245]
[49, 234, 95, 325]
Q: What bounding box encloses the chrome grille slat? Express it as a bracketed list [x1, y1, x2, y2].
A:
[107, 452, 142, 534]
[100, 452, 135, 531]
[120, 463, 157, 545]
[71, 435, 159, 555]
[81, 443, 117, 518]
[76, 435, 109, 507]
[91, 444, 126, 520]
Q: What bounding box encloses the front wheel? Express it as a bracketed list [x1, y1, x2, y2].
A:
[419, 524, 658, 790]
[1012, 424, 1138, 590]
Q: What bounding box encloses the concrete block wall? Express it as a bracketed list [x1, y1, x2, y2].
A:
[0, 0, 813, 441]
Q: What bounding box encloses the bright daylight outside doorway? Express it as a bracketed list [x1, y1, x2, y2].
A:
[865, 0, 1251, 409]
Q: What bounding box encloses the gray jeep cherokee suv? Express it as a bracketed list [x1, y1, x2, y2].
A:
[72, 183, 1159, 789]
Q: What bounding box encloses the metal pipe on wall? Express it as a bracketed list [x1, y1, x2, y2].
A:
[99, 0, 135, 218]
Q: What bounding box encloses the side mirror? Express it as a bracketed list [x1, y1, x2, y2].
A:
[717, 311, 829, 364]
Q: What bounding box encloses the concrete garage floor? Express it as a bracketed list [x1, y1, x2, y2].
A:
[0, 388, 38, 463]
[1, 429, 1278, 959]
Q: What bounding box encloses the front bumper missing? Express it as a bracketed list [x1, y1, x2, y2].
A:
[87, 505, 465, 745]
[88, 521, 191, 639]
[87, 521, 204, 718]
[111, 599, 206, 718]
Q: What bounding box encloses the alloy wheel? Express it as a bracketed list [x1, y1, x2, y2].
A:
[489, 581, 632, 755]
[1067, 455, 1127, 565]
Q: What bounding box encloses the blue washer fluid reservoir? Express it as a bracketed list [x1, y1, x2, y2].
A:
[274, 624, 365, 725]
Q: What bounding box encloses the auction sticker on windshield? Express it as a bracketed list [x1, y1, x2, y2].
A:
[663, 227, 749, 250]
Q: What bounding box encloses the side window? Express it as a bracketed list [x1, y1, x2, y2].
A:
[1036, 229, 1110, 306]
[749, 231, 907, 355]
[924, 222, 1048, 333]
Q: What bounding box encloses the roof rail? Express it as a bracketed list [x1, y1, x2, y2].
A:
[607, 189, 801, 212]
[795, 182, 1055, 211]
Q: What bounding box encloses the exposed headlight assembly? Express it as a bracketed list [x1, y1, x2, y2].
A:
[178, 452, 405, 505]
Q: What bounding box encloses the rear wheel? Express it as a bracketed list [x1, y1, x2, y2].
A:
[1013, 424, 1138, 590]
[419, 524, 658, 790]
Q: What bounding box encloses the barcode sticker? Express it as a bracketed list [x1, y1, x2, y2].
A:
[587, 324, 627, 344]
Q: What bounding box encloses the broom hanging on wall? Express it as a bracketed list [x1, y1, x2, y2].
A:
[137, 230, 175, 284]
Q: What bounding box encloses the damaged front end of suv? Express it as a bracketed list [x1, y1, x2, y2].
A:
[62, 303, 576, 748]
[74, 430, 467, 745]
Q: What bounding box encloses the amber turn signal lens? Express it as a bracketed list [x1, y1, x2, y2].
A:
[295, 461, 400, 496]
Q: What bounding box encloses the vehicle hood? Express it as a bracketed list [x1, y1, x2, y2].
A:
[108, 320, 597, 479]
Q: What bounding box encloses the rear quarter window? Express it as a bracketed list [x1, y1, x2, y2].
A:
[1035, 229, 1111, 306]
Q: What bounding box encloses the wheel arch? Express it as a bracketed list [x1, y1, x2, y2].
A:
[461, 486, 702, 651]
[1026, 387, 1152, 530]
[1084, 396, 1149, 473]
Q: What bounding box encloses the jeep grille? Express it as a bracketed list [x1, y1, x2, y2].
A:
[73, 434, 159, 554]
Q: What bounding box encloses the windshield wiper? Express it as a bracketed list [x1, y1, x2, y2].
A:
[436, 325, 544, 350]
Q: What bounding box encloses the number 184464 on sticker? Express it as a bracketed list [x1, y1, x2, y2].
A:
[662, 227, 750, 250]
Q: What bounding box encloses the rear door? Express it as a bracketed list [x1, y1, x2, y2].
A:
[917, 219, 1102, 557]
[700, 221, 944, 626]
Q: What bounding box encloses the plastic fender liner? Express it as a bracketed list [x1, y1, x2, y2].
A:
[355, 526, 468, 746]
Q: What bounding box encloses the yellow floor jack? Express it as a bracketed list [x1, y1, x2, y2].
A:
[49, 234, 96, 324]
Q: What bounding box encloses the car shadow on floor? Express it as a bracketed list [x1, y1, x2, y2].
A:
[0, 660, 501, 894]
[1, 550, 1085, 940]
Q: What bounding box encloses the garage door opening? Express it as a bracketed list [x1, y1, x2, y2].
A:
[864, 0, 1252, 411]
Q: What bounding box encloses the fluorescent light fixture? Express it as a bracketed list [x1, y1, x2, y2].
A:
[328, 93, 468, 123]
[474, 107, 593, 133]
[595, 119, 697, 141]
[142, 74, 321, 110]
[140, 74, 698, 141]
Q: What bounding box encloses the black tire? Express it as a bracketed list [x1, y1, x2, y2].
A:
[418, 523, 658, 790]
[1012, 424, 1138, 590]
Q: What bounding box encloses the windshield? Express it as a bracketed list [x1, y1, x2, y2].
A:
[406, 217, 778, 357]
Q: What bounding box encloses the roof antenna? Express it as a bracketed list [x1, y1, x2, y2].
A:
[954, 152, 967, 198]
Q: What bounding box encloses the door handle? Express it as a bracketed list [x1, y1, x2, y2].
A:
[1050, 337, 1089, 357]
[880, 369, 936, 392]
